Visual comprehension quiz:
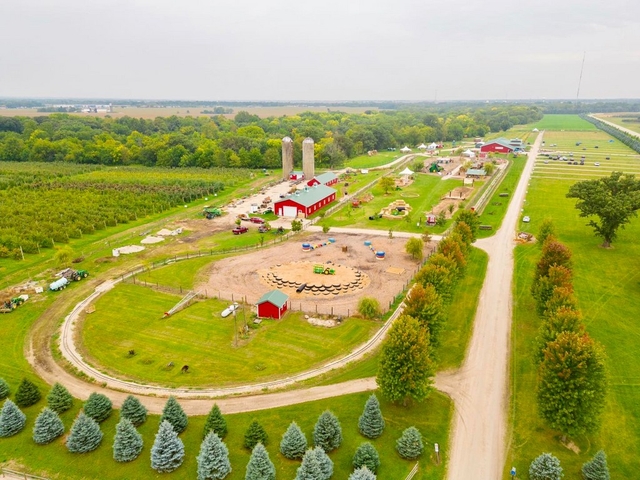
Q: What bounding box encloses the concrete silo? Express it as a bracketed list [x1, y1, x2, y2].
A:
[281, 136, 293, 180]
[302, 137, 315, 180]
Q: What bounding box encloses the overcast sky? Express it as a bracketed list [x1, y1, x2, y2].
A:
[1, 0, 639, 101]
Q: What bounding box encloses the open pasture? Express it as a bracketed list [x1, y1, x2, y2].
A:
[343, 150, 401, 169]
[594, 113, 640, 136]
[532, 114, 598, 131]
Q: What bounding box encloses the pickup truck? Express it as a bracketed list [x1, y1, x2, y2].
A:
[249, 217, 265, 224]
[232, 226, 249, 235]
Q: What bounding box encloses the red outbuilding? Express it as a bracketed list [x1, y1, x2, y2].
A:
[480, 138, 514, 153]
[289, 170, 304, 180]
[274, 184, 337, 218]
[307, 172, 339, 187]
[256, 290, 289, 319]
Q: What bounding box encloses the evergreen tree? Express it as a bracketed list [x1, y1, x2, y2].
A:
[244, 420, 268, 449]
[353, 442, 380, 474]
[46, 382, 73, 414]
[358, 394, 385, 439]
[15, 378, 41, 407]
[313, 410, 342, 452]
[396, 427, 423, 460]
[203, 404, 227, 439]
[32, 407, 64, 444]
[161, 396, 188, 434]
[151, 420, 185, 473]
[197, 432, 232, 480]
[537, 332, 608, 438]
[0, 378, 9, 400]
[295, 449, 323, 480]
[245, 443, 275, 480]
[120, 395, 147, 426]
[349, 466, 376, 480]
[581, 450, 610, 480]
[0, 399, 26, 437]
[66, 412, 103, 453]
[113, 417, 143, 463]
[309, 446, 333, 480]
[83, 392, 112, 423]
[377, 315, 434, 405]
[529, 452, 563, 480]
[280, 421, 307, 459]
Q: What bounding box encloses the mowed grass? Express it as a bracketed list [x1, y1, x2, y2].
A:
[532, 114, 598, 131]
[344, 151, 402, 169]
[593, 114, 640, 136]
[507, 177, 640, 478]
[80, 284, 380, 387]
[137, 255, 215, 290]
[0, 390, 451, 480]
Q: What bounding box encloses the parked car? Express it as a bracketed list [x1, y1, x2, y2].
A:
[258, 225, 271, 233]
[232, 226, 249, 235]
[523, 216, 531, 223]
[249, 217, 265, 224]
[594, 162, 600, 167]
[221, 303, 239, 318]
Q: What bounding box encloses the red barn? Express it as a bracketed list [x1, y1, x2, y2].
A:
[307, 172, 339, 187]
[256, 290, 289, 319]
[289, 170, 304, 180]
[274, 184, 337, 218]
[480, 138, 514, 154]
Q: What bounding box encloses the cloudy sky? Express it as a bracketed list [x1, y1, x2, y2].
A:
[1, 0, 639, 101]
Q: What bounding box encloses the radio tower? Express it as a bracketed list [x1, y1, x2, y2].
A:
[576, 52, 586, 101]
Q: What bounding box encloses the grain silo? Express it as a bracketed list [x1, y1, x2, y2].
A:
[302, 137, 315, 180]
[281, 137, 293, 180]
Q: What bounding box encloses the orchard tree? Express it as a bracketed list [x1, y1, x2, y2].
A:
[396, 426, 424, 459]
[358, 394, 385, 439]
[353, 442, 380, 473]
[403, 283, 445, 346]
[151, 420, 185, 473]
[67, 412, 103, 453]
[537, 218, 556, 247]
[537, 332, 608, 439]
[0, 378, 9, 400]
[113, 418, 143, 463]
[47, 383, 73, 414]
[280, 421, 307, 460]
[377, 315, 434, 405]
[120, 395, 147, 426]
[582, 450, 610, 480]
[567, 171, 640, 247]
[15, 378, 41, 407]
[0, 399, 26, 437]
[161, 396, 188, 434]
[244, 420, 268, 450]
[405, 237, 424, 260]
[245, 443, 275, 480]
[83, 392, 112, 423]
[203, 404, 227, 439]
[313, 410, 342, 452]
[529, 452, 563, 480]
[33, 407, 64, 444]
[349, 466, 376, 480]
[535, 307, 584, 363]
[197, 432, 232, 480]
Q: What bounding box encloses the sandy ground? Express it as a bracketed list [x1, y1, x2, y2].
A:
[197, 232, 420, 316]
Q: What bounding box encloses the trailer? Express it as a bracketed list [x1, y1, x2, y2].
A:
[50, 277, 69, 291]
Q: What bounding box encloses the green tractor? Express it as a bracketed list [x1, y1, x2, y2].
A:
[429, 162, 443, 173]
[203, 206, 222, 219]
[70, 270, 89, 281]
[313, 264, 335, 275]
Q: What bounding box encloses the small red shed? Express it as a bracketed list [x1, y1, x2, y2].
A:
[256, 290, 289, 319]
[307, 172, 339, 187]
[289, 171, 305, 181]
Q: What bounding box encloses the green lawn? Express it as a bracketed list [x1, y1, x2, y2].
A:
[507, 177, 640, 478]
[0, 390, 452, 480]
[137, 255, 216, 290]
[80, 284, 380, 387]
[344, 151, 402, 169]
[593, 114, 640, 137]
[532, 114, 598, 131]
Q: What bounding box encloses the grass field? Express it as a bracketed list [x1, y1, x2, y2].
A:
[593, 113, 640, 137]
[507, 177, 640, 478]
[80, 283, 380, 387]
[532, 114, 598, 131]
[344, 151, 402, 169]
[0, 389, 451, 480]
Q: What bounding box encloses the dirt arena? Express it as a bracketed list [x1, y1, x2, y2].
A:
[197, 233, 422, 316]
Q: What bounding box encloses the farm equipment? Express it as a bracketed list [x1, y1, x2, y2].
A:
[0, 295, 28, 313]
[60, 268, 89, 281]
[49, 277, 69, 291]
[203, 206, 222, 219]
[313, 264, 335, 275]
[429, 162, 443, 173]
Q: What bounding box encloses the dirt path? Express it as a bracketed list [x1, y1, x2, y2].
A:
[437, 132, 543, 479]
[589, 114, 640, 138]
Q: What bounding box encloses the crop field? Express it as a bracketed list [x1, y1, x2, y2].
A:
[532, 114, 599, 131]
[80, 283, 380, 387]
[507, 176, 640, 477]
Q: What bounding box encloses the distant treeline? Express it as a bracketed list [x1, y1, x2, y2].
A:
[0, 106, 541, 169]
[581, 114, 640, 153]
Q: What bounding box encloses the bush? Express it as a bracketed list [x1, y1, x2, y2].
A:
[151, 420, 185, 473]
[244, 420, 268, 450]
[353, 442, 380, 473]
[66, 412, 103, 453]
[358, 297, 381, 319]
[120, 395, 147, 426]
[113, 418, 143, 462]
[0, 378, 9, 400]
[47, 383, 73, 413]
[197, 432, 232, 480]
[582, 450, 610, 480]
[0, 399, 26, 437]
[32, 407, 64, 444]
[280, 421, 307, 460]
[83, 392, 112, 423]
[349, 466, 376, 480]
[396, 426, 423, 459]
[161, 396, 188, 434]
[313, 410, 342, 452]
[245, 443, 275, 480]
[358, 394, 385, 439]
[529, 452, 563, 480]
[203, 404, 227, 439]
[15, 378, 41, 407]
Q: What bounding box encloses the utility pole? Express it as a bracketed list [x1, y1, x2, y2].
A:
[576, 51, 586, 102]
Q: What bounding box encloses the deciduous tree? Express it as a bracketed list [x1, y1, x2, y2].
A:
[535, 240, 572, 281]
[532, 265, 573, 316]
[535, 307, 584, 363]
[454, 210, 479, 241]
[537, 218, 556, 247]
[378, 176, 395, 195]
[358, 297, 381, 319]
[405, 237, 424, 260]
[403, 283, 445, 346]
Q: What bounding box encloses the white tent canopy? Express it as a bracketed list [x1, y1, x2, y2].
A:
[417, 143, 427, 149]
[427, 142, 438, 150]
[462, 149, 476, 157]
[400, 146, 412, 153]
[399, 167, 414, 176]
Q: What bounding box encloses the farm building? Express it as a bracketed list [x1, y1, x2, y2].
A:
[256, 289, 289, 319]
[274, 184, 337, 218]
[307, 172, 339, 187]
[466, 168, 486, 178]
[480, 138, 515, 153]
[289, 171, 304, 180]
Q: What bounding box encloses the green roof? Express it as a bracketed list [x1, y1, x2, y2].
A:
[485, 137, 513, 149]
[466, 169, 486, 176]
[314, 172, 338, 183]
[278, 184, 336, 208]
[257, 289, 288, 307]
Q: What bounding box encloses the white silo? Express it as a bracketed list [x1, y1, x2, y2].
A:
[302, 137, 315, 180]
[282, 136, 293, 180]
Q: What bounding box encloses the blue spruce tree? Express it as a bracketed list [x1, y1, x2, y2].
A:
[113, 417, 143, 462]
[66, 412, 103, 453]
[280, 421, 307, 460]
[151, 420, 185, 473]
[197, 431, 232, 480]
[0, 399, 26, 437]
[358, 394, 385, 439]
[313, 410, 342, 452]
[119, 395, 147, 427]
[33, 407, 64, 444]
[245, 443, 275, 480]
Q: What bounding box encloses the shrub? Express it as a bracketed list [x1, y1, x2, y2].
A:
[313, 410, 342, 452]
[113, 417, 143, 462]
[529, 452, 563, 480]
[161, 396, 188, 434]
[244, 420, 268, 450]
[197, 432, 232, 480]
[280, 421, 307, 459]
[66, 412, 103, 453]
[0, 378, 9, 400]
[357, 297, 381, 319]
[582, 450, 610, 480]
[151, 420, 185, 473]
[203, 404, 227, 439]
[245, 443, 275, 480]
[120, 395, 147, 426]
[396, 426, 423, 459]
[358, 394, 385, 439]
[15, 378, 41, 407]
[47, 383, 73, 414]
[83, 392, 112, 423]
[32, 407, 64, 444]
[349, 466, 376, 480]
[353, 442, 380, 473]
[0, 399, 26, 437]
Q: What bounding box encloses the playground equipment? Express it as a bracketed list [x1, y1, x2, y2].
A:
[163, 291, 198, 318]
[313, 264, 336, 275]
[302, 238, 336, 251]
[203, 206, 222, 219]
[0, 295, 28, 313]
[364, 241, 386, 260]
[429, 162, 443, 173]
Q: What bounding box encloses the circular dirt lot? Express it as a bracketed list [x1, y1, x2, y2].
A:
[197, 233, 421, 316]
